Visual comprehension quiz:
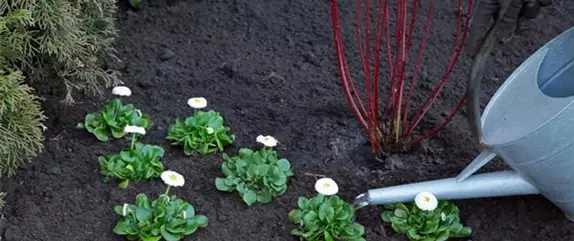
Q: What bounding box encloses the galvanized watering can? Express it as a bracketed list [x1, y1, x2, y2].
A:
[353, 26, 574, 220]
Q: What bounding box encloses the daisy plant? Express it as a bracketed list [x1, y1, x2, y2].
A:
[113, 170, 209, 241]
[166, 97, 234, 155]
[381, 192, 472, 241]
[77, 86, 152, 142]
[98, 125, 165, 188]
[289, 178, 366, 241]
[215, 135, 293, 206]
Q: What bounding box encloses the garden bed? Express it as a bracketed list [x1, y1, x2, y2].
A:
[2, 0, 574, 240]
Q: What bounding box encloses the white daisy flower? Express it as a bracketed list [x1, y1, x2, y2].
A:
[414, 191, 438, 211]
[161, 170, 185, 187]
[123, 125, 146, 135]
[256, 135, 278, 147]
[187, 97, 207, 109]
[112, 86, 132, 97]
[314, 177, 339, 196]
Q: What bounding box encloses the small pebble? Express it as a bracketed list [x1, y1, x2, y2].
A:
[49, 166, 61, 175]
[159, 49, 175, 61]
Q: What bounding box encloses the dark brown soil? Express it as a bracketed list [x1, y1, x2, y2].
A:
[2, 0, 574, 240]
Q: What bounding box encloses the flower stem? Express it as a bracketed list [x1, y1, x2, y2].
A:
[164, 186, 171, 196]
[130, 134, 136, 150]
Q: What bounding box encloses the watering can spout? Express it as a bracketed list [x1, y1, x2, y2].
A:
[354, 171, 540, 209]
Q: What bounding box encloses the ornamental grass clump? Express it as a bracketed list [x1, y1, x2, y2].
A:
[98, 125, 165, 188]
[167, 97, 234, 156]
[77, 86, 152, 142]
[215, 135, 293, 206]
[113, 170, 209, 241]
[289, 178, 366, 241]
[381, 192, 472, 241]
[330, 0, 474, 154]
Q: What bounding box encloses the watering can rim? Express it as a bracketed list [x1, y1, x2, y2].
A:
[479, 26, 574, 148]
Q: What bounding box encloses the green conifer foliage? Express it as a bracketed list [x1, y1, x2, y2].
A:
[0, 0, 120, 101]
[0, 192, 5, 212]
[0, 70, 46, 176]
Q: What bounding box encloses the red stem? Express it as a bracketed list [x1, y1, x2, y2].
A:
[368, 0, 386, 152]
[406, 0, 418, 52]
[401, 0, 435, 139]
[331, 0, 369, 131]
[392, 0, 408, 139]
[356, 0, 379, 151]
[405, 0, 472, 138]
[411, 95, 468, 145]
[383, 0, 394, 113]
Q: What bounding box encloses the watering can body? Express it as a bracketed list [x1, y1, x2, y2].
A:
[358, 26, 574, 220]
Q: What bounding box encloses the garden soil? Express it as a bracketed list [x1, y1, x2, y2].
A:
[2, 0, 574, 240]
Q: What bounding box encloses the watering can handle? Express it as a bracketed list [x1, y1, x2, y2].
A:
[458, 46, 552, 183]
[466, 0, 515, 143]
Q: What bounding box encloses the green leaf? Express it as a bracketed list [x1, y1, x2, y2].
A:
[449, 222, 463, 233]
[193, 215, 209, 228]
[221, 163, 233, 176]
[390, 216, 406, 225]
[452, 227, 472, 237]
[345, 223, 365, 237]
[118, 179, 130, 188]
[311, 195, 325, 207]
[394, 208, 407, 218]
[140, 236, 161, 241]
[422, 220, 439, 234]
[436, 230, 450, 241]
[76, 123, 85, 129]
[302, 211, 319, 227]
[348, 238, 367, 241]
[257, 190, 273, 203]
[291, 229, 305, 237]
[242, 190, 257, 206]
[141, 235, 162, 241]
[318, 203, 335, 222]
[381, 211, 392, 222]
[297, 197, 309, 209]
[136, 208, 152, 222]
[112, 220, 128, 235]
[335, 207, 351, 221]
[255, 164, 269, 176]
[277, 159, 291, 171]
[288, 209, 302, 223]
[324, 231, 335, 241]
[407, 229, 421, 240]
[113, 206, 123, 215]
[160, 225, 181, 241]
[396, 203, 410, 213]
[184, 205, 195, 218]
[215, 178, 232, 191]
[94, 127, 109, 141]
